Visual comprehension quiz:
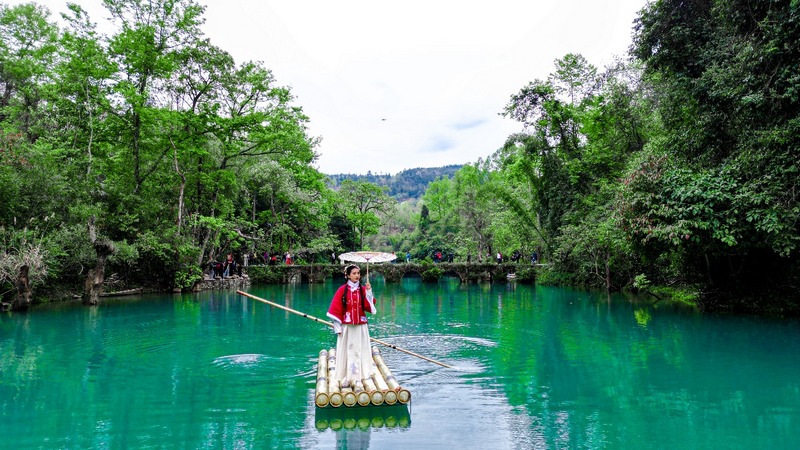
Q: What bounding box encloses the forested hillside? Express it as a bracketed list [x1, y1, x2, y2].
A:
[327, 165, 462, 200]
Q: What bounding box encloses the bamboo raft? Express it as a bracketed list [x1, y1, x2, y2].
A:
[314, 346, 411, 408]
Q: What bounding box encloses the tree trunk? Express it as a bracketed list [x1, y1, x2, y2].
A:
[84, 239, 116, 306]
[172, 138, 186, 233]
[84, 218, 116, 306]
[12, 265, 32, 311]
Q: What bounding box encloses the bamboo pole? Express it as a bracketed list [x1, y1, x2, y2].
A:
[237, 290, 452, 368]
[329, 386, 343, 407]
[371, 365, 397, 405]
[372, 347, 411, 404]
[340, 386, 357, 407]
[361, 376, 384, 406]
[367, 335, 453, 369]
[327, 348, 343, 407]
[354, 383, 371, 407]
[315, 350, 330, 408]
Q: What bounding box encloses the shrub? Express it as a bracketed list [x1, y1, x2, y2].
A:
[515, 267, 536, 284]
[247, 266, 283, 284]
[419, 261, 443, 282]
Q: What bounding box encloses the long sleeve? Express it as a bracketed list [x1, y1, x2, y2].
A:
[327, 285, 346, 324]
[364, 288, 377, 314]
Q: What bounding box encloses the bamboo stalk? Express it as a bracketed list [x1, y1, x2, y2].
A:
[327, 376, 343, 407]
[328, 384, 343, 407]
[371, 366, 390, 391]
[369, 335, 452, 368]
[372, 370, 397, 405]
[326, 348, 343, 407]
[315, 350, 330, 408]
[370, 357, 397, 405]
[396, 389, 411, 404]
[353, 383, 371, 407]
[340, 387, 357, 407]
[361, 376, 384, 406]
[371, 347, 411, 404]
[237, 290, 452, 368]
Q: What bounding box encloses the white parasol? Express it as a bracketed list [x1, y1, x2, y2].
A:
[338, 251, 397, 283]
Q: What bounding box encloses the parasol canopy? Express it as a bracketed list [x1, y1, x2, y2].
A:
[338, 251, 397, 264]
[338, 251, 397, 282]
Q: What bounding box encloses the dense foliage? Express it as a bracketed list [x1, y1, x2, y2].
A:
[0, 0, 386, 300]
[2, 0, 798, 314]
[626, 0, 800, 310]
[406, 1, 800, 313]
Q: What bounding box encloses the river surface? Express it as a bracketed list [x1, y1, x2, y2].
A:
[1, 277, 799, 449]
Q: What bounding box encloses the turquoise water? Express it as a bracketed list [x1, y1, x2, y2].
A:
[1, 277, 799, 449]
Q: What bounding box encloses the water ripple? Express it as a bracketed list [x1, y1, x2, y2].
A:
[212, 353, 282, 368]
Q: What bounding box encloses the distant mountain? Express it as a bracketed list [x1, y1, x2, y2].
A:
[327, 164, 462, 201]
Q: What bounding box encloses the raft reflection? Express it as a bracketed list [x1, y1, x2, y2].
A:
[314, 404, 411, 431]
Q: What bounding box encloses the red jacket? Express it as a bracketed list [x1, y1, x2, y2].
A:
[326, 284, 376, 326]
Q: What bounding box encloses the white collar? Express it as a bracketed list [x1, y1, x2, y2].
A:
[347, 280, 360, 291]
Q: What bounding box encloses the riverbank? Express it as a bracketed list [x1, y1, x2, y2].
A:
[194, 273, 251, 291]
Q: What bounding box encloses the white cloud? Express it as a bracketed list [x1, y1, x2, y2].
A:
[19, 0, 647, 174]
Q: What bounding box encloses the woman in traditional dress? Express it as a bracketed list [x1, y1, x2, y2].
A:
[326, 264, 377, 389]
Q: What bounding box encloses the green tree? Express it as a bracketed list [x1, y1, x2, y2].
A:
[498, 55, 650, 286]
[0, 0, 330, 301]
[0, 2, 58, 140]
[337, 179, 396, 250]
[628, 0, 800, 307]
[451, 163, 495, 261]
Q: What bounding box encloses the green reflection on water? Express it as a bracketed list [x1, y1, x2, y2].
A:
[1, 278, 799, 449]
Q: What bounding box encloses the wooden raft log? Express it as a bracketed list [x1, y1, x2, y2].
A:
[354, 383, 371, 407]
[327, 349, 343, 407]
[371, 361, 397, 405]
[314, 350, 330, 407]
[371, 346, 411, 404]
[340, 386, 357, 407]
[361, 374, 384, 406]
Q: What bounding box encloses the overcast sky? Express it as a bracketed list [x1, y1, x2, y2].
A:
[20, 0, 647, 175]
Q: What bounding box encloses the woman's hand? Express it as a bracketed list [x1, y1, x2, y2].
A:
[364, 282, 372, 291]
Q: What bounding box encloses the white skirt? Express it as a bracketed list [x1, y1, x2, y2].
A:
[334, 324, 374, 388]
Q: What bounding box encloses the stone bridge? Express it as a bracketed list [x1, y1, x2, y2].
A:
[245, 262, 533, 284]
